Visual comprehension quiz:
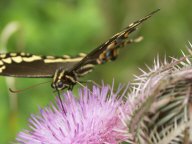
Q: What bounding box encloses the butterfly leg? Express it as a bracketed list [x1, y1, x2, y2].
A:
[80, 80, 101, 88]
[76, 80, 87, 89]
[121, 36, 143, 47]
[68, 85, 74, 91]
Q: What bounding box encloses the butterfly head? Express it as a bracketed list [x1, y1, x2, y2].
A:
[51, 68, 76, 91]
[51, 80, 68, 90]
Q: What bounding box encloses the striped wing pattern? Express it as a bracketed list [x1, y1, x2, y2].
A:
[0, 53, 85, 78]
[69, 9, 160, 75]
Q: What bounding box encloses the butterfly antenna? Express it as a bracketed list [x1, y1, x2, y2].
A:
[56, 89, 66, 114]
[9, 80, 52, 93]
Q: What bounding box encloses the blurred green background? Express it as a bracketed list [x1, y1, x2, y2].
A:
[0, 0, 191, 143]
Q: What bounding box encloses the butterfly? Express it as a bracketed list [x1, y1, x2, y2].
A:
[0, 9, 159, 91]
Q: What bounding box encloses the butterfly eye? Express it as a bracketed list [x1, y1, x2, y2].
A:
[57, 81, 64, 89]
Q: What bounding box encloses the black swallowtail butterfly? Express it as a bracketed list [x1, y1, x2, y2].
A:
[0, 9, 159, 91]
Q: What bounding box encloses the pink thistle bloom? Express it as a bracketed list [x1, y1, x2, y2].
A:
[16, 85, 132, 144]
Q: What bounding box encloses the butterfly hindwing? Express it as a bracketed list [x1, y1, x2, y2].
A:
[0, 53, 85, 78]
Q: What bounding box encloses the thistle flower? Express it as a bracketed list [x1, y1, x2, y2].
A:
[16, 42, 192, 144]
[124, 43, 192, 143]
[16, 85, 132, 144]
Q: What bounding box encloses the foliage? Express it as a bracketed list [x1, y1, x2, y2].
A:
[0, 0, 191, 143]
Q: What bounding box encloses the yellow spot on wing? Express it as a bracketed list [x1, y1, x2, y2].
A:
[2, 58, 12, 64]
[46, 56, 55, 59]
[0, 61, 3, 65]
[20, 53, 30, 56]
[0, 54, 6, 58]
[20, 52, 26, 56]
[63, 55, 71, 58]
[107, 42, 115, 49]
[44, 57, 83, 63]
[22, 55, 41, 62]
[124, 32, 129, 38]
[0, 66, 5, 73]
[78, 53, 86, 57]
[10, 53, 17, 56]
[12, 56, 22, 63]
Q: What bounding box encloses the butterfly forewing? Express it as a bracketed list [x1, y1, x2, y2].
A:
[0, 53, 85, 78]
[69, 9, 160, 75]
